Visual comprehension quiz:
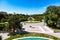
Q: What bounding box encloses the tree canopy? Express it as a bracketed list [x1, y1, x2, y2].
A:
[44, 6, 60, 29]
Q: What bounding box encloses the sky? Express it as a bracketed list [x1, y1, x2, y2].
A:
[0, 0, 60, 15]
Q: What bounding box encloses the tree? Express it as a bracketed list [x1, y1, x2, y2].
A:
[8, 13, 22, 31]
[0, 12, 7, 22]
[44, 6, 60, 28]
[0, 22, 9, 32]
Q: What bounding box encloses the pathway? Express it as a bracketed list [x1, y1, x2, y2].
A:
[0, 33, 10, 40]
[22, 22, 60, 38]
[44, 33, 60, 38]
[22, 22, 54, 33]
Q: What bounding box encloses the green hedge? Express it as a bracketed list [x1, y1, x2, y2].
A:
[6, 33, 60, 40]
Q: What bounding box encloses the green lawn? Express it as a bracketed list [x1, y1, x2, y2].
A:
[5, 33, 60, 40]
[22, 21, 40, 23]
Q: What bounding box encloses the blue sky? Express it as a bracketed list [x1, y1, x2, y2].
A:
[0, 0, 60, 14]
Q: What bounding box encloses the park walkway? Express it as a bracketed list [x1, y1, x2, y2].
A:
[0, 33, 10, 40]
[22, 22, 60, 38]
[22, 22, 54, 33]
[44, 33, 60, 38]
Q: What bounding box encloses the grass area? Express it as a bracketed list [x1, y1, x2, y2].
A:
[6, 33, 60, 40]
[21, 21, 40, 23]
